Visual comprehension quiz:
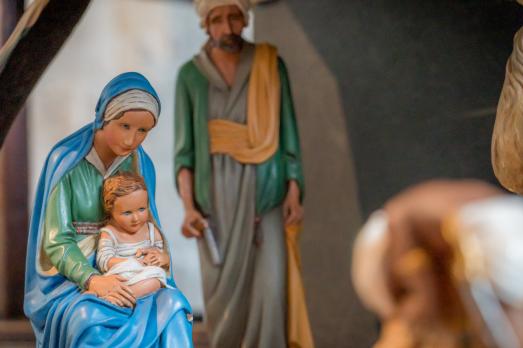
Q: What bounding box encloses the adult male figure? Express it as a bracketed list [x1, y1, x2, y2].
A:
[174, 1, 305, 347]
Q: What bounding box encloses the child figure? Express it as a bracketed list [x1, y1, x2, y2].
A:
[96, 172, 170, 302]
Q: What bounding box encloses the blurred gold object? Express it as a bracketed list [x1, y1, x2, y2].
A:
[374, 319, 416, 348]
[209, 43, 280, 164]
[492, 28, 523, 194]
[394, 248, 432, 278]
[286, 224, 315, 348]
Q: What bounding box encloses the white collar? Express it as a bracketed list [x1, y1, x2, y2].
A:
[85, 147, 131, 179]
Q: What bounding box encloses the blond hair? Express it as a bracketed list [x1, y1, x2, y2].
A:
[102, 172, 148, 220]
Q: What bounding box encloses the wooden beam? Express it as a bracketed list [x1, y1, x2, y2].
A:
[0, 0, 27, 319]
[0, 0, 91, 148]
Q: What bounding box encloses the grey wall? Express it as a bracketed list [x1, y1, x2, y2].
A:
[256, 1, 523, 347]
[284, 0, 523, 216]
[255, 3, 377, 347]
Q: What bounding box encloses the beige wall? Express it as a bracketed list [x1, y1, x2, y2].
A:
[255, 3, 377, 346]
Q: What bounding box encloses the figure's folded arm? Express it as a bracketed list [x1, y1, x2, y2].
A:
[43, 176, 100, 289]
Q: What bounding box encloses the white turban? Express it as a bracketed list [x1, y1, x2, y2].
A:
[104, 89, 159, 125]
[194, 0, 251, 28]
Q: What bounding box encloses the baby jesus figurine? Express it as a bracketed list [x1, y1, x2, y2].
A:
[96, 172, 170, 304]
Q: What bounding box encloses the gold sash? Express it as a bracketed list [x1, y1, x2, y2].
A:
[208, 43, 280, 164]
[286, 224, 315, 348]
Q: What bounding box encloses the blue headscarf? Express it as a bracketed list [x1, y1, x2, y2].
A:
[24, 72, 193, 347]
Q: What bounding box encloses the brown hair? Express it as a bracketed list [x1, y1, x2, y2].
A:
[102, 172, 148, 220]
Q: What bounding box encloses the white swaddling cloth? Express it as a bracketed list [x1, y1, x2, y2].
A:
[97, 222, 170, 288]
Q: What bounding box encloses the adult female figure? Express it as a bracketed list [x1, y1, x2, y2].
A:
[25, 72, 193, 347]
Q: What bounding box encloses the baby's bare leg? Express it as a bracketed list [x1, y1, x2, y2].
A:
[129, 278, 162, 298]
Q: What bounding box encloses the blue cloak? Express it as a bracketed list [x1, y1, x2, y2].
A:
[24, 72, 193, 348]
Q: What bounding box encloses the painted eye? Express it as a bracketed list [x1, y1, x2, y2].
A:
[138, 207, 146, 212]
[211, 17, 222, 24]
[122, 211, 132, 216]
[121, 123, 130, 130]
[138, 128, 148, 133]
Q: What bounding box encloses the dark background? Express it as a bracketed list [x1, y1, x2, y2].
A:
[285, 0, 523, 216]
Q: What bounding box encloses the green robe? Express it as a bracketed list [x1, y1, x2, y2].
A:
[43, 155, 135, 288]
[174, 52, 304, 215]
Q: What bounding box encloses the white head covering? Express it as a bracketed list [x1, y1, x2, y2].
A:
[194, 0, 251, 28]
[104, 89, 160, 125]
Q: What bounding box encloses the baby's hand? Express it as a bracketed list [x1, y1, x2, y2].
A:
[136, 248, 169, 268]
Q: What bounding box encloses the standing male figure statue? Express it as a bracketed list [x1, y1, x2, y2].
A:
[174, 0, 305, 346]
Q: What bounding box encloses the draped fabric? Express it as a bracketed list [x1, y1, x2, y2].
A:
[25, 72, 193, 347]
[208, 43, 280, 164]
[104, 89, 160, 125]
[193, 43, 286, 347]
[173, 46, 305, 216]
[98, 224, 168, 287]
[206, 43, 313, 347]
[286, 224, 315, 348]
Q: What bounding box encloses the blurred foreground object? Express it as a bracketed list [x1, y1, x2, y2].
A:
[353, 180, 523, 348]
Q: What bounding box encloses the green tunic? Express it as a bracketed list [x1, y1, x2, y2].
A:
[43, 155, 135, 288]
[174, 49, 304, 215]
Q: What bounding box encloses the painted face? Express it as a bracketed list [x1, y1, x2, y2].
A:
[111, 189, 149, 234]
[207, 5, 246, 53]
[101, 110, 155, 157]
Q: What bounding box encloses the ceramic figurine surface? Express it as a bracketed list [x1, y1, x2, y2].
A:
[491, 1, 523, 194]
[96, 172, 171, 301]
[491, 26, 523, 194]
[352, 180, 523, 348]
[174, 1, 312, 347]
[25, 72, 193, 347]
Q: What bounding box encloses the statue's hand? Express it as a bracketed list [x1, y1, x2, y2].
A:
[283, 180, 304, 226]
[87, 274, 136, 308]
[138, 248, 170, 268]
[181, 209, 206, 238]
